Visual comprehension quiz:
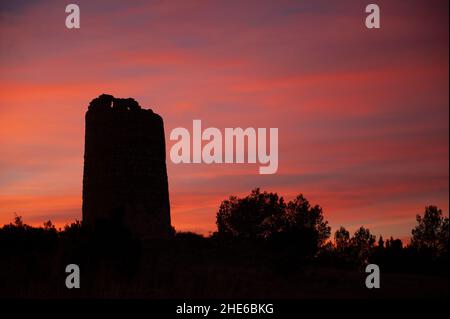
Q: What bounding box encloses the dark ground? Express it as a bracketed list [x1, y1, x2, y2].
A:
[0, 235, 447, 299]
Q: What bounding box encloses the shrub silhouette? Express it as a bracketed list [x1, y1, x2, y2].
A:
[0, 214, 58, 255]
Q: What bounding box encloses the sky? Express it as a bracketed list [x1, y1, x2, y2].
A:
[0, 0, 448, 240]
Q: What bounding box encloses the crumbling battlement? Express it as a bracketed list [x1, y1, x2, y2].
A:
[88, 94, 142, 112]
[82, 94, 171, 239]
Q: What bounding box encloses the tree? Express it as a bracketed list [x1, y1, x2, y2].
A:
[378, 236, 384, 249]
[387, 236, 402, 251]
[216, 189, 331, 255]
[411, 206, 449, 256]
[334, 226, 350, 252]
[351, 226, 376, 263]
[43, 220, 55, 230]
[13, 214, 24, 228]
[216, 188, 286, 240]
[285, 194, 331, 247]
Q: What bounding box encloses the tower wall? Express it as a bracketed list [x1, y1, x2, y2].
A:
[82, 94, 171, 239]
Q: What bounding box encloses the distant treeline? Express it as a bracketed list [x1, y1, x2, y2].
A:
[0, 188, 448, 273]
[212, 188, 448, 272]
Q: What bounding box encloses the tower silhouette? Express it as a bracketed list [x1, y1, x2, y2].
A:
[82, 94, 171, 239]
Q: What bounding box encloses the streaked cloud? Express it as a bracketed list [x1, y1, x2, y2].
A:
[0, 0, 448, 238]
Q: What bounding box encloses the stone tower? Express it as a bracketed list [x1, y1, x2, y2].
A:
[82, 94, 171, 239]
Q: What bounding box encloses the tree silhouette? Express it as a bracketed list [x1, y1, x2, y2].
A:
[378, 236, 384, 249]
[411, 206, 449, 257]
[285, 194, 331, 248]
[216, 188, 331, 255]
[0, 200, 448, 298]
[385, 236, 402, 251]
[216, 188, 286, 240]
[43, 220, 56, 231]
[13, 214, 24, 228]
[350, 226, 376, 263]
[334, 226, 350, 252]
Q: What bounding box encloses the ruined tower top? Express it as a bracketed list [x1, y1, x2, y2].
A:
[82, 94, 172, 239]
[88, 94, 144, 112]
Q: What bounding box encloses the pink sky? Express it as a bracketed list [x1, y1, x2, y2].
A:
[0, 0, 448, 240]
